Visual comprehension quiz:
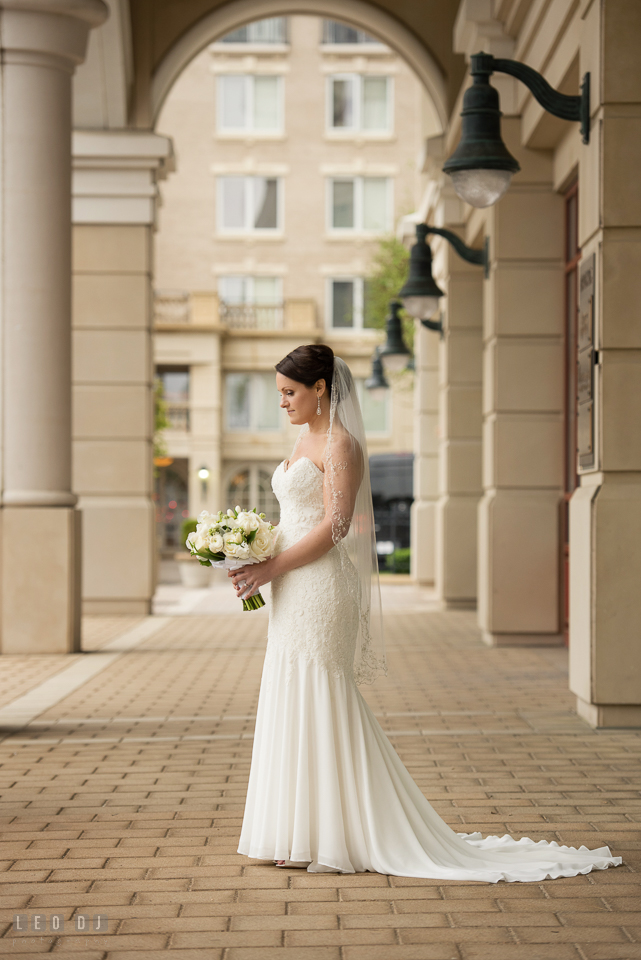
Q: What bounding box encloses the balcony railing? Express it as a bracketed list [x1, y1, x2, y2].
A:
[165, 402, 190, 432]
[219, 302, 284, 330]
[153, 291, 317, 332]
[154, 291, 190, 325]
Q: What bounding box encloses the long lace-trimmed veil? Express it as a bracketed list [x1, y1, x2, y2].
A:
[293, 357, 386, 684]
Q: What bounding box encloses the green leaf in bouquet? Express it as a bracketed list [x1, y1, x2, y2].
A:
[246, 529, 257, 543]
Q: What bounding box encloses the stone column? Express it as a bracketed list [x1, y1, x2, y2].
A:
[569, 0, 641, 727]
[478, 120, 565, 646]
[0, 0, 107, 653]
[434, 233, 483, 608]
[72, 131, 172, 614]
[410, 323, 439, 584]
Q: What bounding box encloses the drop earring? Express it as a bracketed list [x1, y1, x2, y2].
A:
[316, 395, 322, 416]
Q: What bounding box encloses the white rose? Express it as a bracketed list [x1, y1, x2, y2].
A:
[194, 534, 208, 552]
[236, 511, 260, 535]
[208, 533, 224, 553]
[249, 525, 273, 561]
[224, 530, 244, 549]
[224, 540, 251, 560]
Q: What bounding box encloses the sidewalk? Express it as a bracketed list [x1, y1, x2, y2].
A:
[0, 584, 639, 958]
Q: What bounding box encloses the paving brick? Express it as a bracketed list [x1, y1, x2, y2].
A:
[225, 950, 339, 960]
[343, 948, 462, 960]
[171, 931, 282, 947]
[285, 929, 397, 945]
[460, 947, 581, 960]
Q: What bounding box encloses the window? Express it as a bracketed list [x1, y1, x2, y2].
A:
[218, 176, 281, 233]
[322, 20, 379, 44]
[328, 177, 390, 232]
[219, 276, 282, 305]
[221, 17, 288, 44]
[225, 373, 281, 431]
[156, 366, 190, 432]
[328, 75, 391, 132]
[218, 75, 282, 133]
[356, 379, 389, 434]
[227, 466, 280, 522]
[219, 277, 283, 329]
[328, 278, 376, 330]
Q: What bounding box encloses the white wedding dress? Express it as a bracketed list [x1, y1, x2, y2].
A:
[238, 457, 622, 881]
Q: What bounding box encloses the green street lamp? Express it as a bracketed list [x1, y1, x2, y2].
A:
[399, 224, 488, 331]
[364, 347, 390, 399]
[378, 300, 411, 374]
[443, 51, 590, 208]
[398, 224, 444, 327]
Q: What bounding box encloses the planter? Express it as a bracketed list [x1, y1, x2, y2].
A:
[175, 553, 212, 588]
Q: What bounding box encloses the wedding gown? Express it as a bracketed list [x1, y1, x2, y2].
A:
[237, 456, 622, 880]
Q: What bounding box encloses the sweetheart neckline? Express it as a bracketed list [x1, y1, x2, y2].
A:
[282, 456, 324, 476]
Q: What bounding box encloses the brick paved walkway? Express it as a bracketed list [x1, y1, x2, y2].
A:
[0, 602, 640, 959]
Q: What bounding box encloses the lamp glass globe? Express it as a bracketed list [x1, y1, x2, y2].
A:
[402, 295, 440, 320]
[367, 386, 388, 402]
[450, 169, 513, 208]
[381, 352, 409, 374]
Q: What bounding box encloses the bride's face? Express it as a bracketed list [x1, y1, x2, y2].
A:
[276, 373, 322, 426]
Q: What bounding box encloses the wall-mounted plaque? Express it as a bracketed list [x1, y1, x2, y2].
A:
[577, 254, 595, 470]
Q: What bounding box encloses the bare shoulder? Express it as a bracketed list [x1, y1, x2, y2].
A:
[323, 430, 361, 469]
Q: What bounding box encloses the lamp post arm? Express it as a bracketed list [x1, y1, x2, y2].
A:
[425, 226, 490, 279]
[486, 55, 590, 144]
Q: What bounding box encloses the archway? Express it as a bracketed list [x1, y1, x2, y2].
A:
[151, 0, 448, 130]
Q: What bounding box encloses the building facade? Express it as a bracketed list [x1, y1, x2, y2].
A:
[152, 15, 426, 551]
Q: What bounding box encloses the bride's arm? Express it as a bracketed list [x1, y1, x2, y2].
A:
[229, 436, 359, 593]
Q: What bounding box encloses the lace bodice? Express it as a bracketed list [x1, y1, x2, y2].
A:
[267, 458, 358, 679]
[272, 458, 325, 542]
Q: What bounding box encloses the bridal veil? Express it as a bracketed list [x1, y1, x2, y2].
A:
[294, 355, 386, 685]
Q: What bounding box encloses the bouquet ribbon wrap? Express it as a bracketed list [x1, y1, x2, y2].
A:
[185, 506, 275, 612]
[209, 558, 265, 611]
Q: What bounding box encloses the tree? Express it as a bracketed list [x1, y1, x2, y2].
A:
[366, 235, 414, 353]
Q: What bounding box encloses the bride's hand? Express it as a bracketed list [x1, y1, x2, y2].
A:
[228, 559, 276, 596]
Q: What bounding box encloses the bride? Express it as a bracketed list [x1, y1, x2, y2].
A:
[229, 343, 621, 880]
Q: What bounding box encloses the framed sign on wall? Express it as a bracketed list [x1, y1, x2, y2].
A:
[577, 254, 595, 471]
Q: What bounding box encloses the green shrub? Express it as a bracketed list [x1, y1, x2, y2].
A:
[181, 518, 198, 550]
[390, 547, 411, 574]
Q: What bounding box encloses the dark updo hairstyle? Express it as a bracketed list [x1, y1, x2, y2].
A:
[275, 344, 334, 394]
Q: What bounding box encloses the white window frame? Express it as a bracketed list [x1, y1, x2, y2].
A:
[216, 176, 283, 235]
[218, 275, 283, 305]
[224, 372, 283, 433]
[326, 176, 392, 234]
[217, 74, 284, 135]
[326, 74, 393, 134]
[326, 277, 376, 331]
[355, 379, 390, 436]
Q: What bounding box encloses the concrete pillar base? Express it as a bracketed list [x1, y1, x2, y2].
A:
[482, 631, 563, 647]
[576, 697, 641, 730]
[410, 499, 436, 585]
[1, 507, 81, 654]
[440, 599, 477, 611]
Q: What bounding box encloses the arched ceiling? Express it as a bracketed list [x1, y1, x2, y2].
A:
[129, 0, 465, 128]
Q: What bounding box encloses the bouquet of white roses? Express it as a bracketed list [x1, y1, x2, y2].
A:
[186, 506, 275, 611]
